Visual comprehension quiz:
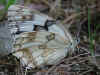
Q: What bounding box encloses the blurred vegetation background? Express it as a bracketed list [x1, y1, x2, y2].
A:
[0, 0, 100, 75]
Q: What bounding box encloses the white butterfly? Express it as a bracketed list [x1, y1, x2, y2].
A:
[7, 5, 78, 69]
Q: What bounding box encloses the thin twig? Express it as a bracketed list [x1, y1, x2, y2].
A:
[81, 69, 93, 75]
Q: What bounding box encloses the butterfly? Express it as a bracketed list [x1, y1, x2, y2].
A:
[7, 5, 78, 69]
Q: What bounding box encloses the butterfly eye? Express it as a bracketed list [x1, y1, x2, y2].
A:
[76, 38, 80, 44]
[70, 43, 73, 46]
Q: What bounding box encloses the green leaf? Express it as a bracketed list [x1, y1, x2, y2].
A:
[96, 24, 100, 30]
[0, 0, 16, 20]
[5, 0, 16, 10]
[88, 8, 95, 56]
[0, 0, 6, 5]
